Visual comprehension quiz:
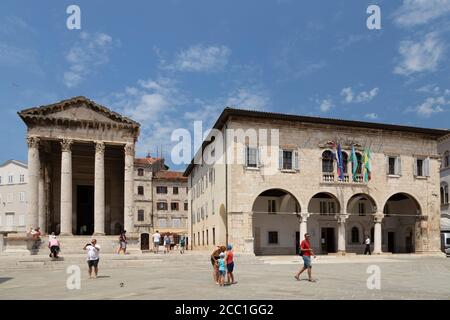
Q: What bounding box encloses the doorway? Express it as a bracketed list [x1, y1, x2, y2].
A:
[295, 232, 300, 255]
[321, 227, 336, 254]
[76, 185, 94, 235]
[141, 233, 150, 251]
[388, 232, 395, 253]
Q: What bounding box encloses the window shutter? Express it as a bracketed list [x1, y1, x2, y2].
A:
[386, 156, 389, 175]
[397, 157, 402, 176]
[279, 149, 283, 170]
[424, 158, 430, 177]
[257, 147, 262, 167]
[294, 150, 299, 171]
[243, 145, 248, 167]
[413, 159, 418, 176]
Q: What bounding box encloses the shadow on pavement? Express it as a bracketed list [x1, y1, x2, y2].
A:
[0, 277, 13, 284]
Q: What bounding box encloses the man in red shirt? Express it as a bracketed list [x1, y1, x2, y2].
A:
[295, 233, 316, 282]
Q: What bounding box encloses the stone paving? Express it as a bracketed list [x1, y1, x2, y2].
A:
[0, 253, 449, 300]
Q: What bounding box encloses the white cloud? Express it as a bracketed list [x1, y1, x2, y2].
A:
[406, 96, 448, 117]
[318, 99, 334, 112]
[394, 32, 445, 76]
[63, 32, 116, 88]
[393, 0, 450, 27]
[417, 84, 450, 96]
[340, 87, 379, 104]
[164, 45, 231, 72]
[365, 113, 379, 120]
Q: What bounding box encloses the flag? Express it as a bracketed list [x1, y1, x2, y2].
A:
[363, 148, 372, 182]
[349, 145, 358, 181]
[337, 143, 344, 181]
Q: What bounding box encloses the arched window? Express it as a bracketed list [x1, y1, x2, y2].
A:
[442, 183, 449, 205]
[355, 153, 363, 174]
[342, 152, 349, 174]
[322, 150, 334, 173]
[351, 227, 359, 243]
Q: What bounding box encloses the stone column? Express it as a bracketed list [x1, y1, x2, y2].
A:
[94, 142, 105, 235]
[60, 139, 73, 235]
[337, 214, 347, 254]
[38, 166, 46, 233]
[26, 136, 40, 230]
[373, 213, 384, 254]
[124, 143, 135, 233]
[299, 212, 309, 239]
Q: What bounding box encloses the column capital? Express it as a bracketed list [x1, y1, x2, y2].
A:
[374, 213, 384, 223]
[60, 139, 73, 152]
[297, 212, 310, 222]
[27, 136, 40, 148]
[95, 141, 106, 155]
[336, 214, 348, 223]
[124, 143, 135, 157]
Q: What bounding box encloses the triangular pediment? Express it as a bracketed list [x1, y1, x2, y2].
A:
[18, 96, 139, 127]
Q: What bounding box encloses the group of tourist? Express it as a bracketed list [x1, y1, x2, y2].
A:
[210, 245, 235, 287]
[151, 230, 186, 254]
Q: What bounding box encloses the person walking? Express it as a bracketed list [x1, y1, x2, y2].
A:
[225, 244, 235, 284]
[364, 235, 372, 255]
[83, 239, 100, 279]
[48, 233, 60, 259]
[164, 234, 170, 253]
[169, 233, 175, 251]
[117, 230, 127, 254]
[153, 230, 161, 253]
[179, 235, 186, 254]
[295, 233, 316, 282]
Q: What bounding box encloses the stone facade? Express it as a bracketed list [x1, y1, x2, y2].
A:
[0, 160, 28, 233]
[186, 108, 447, 255]
[17, 96, 140, 236]
[438, 134, 450, 233]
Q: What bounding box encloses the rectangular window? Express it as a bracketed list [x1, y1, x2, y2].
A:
[282, 150, 293, 170]
[172, 218, 181, 228]
[8, 175, 13, 184]
[320, 201, 327, 214]
[173, 187, 179, 195]
[171, 202, 179, 211]
[246, 146, 258, 167]
[18, 215, 25, 226]
[198, 232, 200, 246]
[202, 231, 204, 246]
[19, 192, 25, 203]
[268, 231, 278, 244]
[211, 199, 215, 215]
[388, 157, 396, 175]
[417, 159, 424, 176]
[186, 187, 188, 194]
[268, 200, 276, 213]
[201, 207, 204, 220]
[414, 158, 430, 177]
[19, 174, 25, 183]
[6, 213, 14, 226]
[137, 210, 145, 222]
[156, 186, 168, 194]
[206, 229, 209, 245]
[138, 186, 144, 195]
[184, 202, 188, 211]
[7, 193, 13, 203]
[328, 202, 336, 213]
[157, 202, 168, 211]
[447, 238, 450, 245]
[137, 168, 144, 176]
[213, 227, 216, 245]
[158, 218, 167, 228]
[193, 233, 196, 246]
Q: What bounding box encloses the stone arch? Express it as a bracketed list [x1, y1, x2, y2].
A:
[307, 192, 341, 214]
[347, 193, 378, 215]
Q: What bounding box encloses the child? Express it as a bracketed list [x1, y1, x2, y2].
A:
[218, 252, 226, 286]
[226, 244, 235, 284]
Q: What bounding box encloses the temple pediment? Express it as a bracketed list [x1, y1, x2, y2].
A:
[18, 96, 140, 129]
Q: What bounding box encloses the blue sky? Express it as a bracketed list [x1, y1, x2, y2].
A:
[1, 0, 449, 170]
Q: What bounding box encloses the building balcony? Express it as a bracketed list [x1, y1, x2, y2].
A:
[321, 173, 365, 185]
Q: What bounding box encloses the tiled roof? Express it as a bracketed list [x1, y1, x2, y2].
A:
[154, 170, 187, 182]
[134, 157, 162, 166]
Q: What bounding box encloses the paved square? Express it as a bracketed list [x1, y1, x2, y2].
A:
[0, 254, 449, 300]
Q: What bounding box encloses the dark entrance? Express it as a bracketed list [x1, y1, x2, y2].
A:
[321, 228, 336, 254]
[141, 233, 150, 251]
[77, 185, 94, 235]
[388, 232, 395, 253]
[296, 232, 300, 255]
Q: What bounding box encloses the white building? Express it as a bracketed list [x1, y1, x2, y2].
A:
[0, 160, 28, 233]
